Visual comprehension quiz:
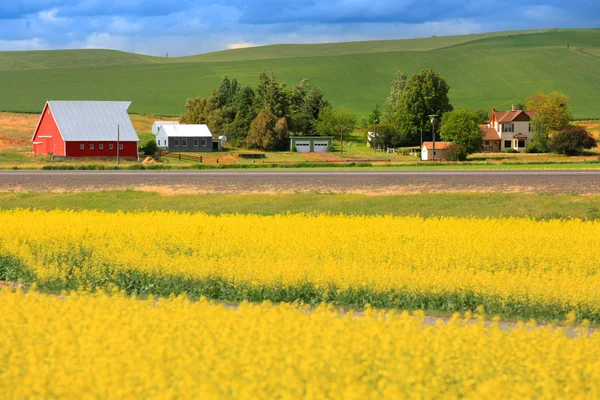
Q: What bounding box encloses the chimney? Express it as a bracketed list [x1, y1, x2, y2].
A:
[490, 108, 496, 126]
[511, 104, 515, 111]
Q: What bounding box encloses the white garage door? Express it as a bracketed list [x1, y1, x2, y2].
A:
[295, 141, 311, 153]
[313, 141, 329, 153]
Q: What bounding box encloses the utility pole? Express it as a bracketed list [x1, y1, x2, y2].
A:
[373, 119, 378, 155]
[340, 125, 344, 155]
[428, 115, 437, 161]
[116, 123, 121, 166]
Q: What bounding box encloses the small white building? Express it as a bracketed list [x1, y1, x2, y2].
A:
[152, 120, 179, 135]
[157, 124, 221, 152]
[421, 141, 453, 161]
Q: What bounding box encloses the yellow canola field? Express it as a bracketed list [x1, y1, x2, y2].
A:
[0, 289, 598, 399]
[0, 210, 599, 314]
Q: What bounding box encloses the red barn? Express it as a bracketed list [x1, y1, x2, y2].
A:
[32, 101, 139, 158]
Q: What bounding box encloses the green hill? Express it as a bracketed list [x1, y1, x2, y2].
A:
[0, 29, 599, 118]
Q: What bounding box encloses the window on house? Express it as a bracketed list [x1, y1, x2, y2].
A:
[109, 144, 114, 150]
[89, 144, 94, 150]
[518, 139, 526, 148]
[485, 141, 489, 146]
[503, 123, 514, 132]
[99, 144, 103, 150]
[504, 140, 512, 148]
[529, 123, 532, 132]
[119, 144, 123, 150]
[174, 139, 179, 146]
[193, 139, 199, 146]
[200, 139, 206, 146]
[80, 144, 84, 150]
[181, 139, 187, 146]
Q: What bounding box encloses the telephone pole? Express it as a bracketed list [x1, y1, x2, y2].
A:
[116, 123, 121, 166]
[340, 125, 344, 155]
[428, 115, 437, 161]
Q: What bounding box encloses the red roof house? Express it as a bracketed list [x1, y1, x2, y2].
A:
[32, 101, 139, 158]
[482, 105, 537, 152]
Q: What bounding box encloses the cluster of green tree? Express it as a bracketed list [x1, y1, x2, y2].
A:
[181, 74, 356, 151]
[372, 69, 453, 148]
[525, 92, 596, 155]
[375, 68, 596, 158]
[372, 68, 488, 159]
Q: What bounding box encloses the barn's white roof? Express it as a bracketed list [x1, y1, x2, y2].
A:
[152, 120, 179, 135]
[159, 124, 212, 138]
[153, 121, 179, 127]
[46, 101, 139, 142]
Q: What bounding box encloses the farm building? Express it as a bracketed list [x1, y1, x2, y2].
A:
[481, 106, 537, 152]
[156, 124, 222, 152]
[290, 136, 333, 153]
[32, 101, 139, 158]
[421, 142, 453, 161]
[152, 120, 179, 135]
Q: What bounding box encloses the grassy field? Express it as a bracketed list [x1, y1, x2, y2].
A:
[2, 191, 600, 220]
[0, 29, 599, 118]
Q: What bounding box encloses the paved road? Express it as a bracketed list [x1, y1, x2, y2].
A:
[2, 170, 600, 194]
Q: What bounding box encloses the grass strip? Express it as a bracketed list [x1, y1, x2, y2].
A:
[3, 191, 600, 221]
[1, 254, 596, 324]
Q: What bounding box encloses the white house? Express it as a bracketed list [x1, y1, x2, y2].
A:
[156, 124, 221, 152]
[152, 120, 179, 135]
[480, 106, 536, 152]
[421, 141, 453, 161]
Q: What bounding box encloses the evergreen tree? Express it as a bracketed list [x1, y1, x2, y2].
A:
[255, 73, 289, 119]
[297, 85, 329, 135]
[368, 104, 382, 125]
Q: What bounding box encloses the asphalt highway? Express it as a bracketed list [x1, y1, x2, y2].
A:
[2, 170, 600, 194]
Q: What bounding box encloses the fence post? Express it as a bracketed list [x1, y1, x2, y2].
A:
[200, 155, 202, 163]
[178, 153, 181, 161]
[216, 158, 219, 164]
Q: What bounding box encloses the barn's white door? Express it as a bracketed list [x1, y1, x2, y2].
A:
[313, 141, 329, 153]
[295, 141, 311, 153]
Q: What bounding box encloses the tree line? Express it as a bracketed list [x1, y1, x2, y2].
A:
[178, 70, 595, 157]
[181, 74, 356, 151]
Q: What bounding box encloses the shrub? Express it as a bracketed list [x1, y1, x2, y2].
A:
[526, 142, 549, 153]
[504, 148, 518, 153]
[551, 126, 597, 156]
[140, 139, 158, 156]
[444, 143, 466, 161]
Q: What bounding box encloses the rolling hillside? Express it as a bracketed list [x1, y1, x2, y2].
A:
[0, 29, 599, 118]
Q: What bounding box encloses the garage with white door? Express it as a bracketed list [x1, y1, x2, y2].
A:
[313, 141, 329, 152]
[289, 136, 333, 153]
[294, 140, 311, 153]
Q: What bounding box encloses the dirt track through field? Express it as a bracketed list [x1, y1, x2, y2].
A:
[2, 170, 600, 194]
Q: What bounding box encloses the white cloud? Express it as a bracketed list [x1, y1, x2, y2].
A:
[108, 17, 142, 35]
[38, 8, 66, 24]
[228, 42, 257, 50]
[0, 38, 47, 51]
[78, 33, 128, 51]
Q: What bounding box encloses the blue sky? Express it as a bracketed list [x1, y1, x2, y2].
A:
[0, 1, 598, 56]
